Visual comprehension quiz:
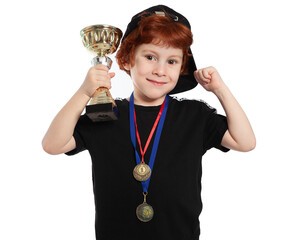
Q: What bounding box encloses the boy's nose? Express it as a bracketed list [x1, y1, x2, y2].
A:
[153, 62, 166, 76]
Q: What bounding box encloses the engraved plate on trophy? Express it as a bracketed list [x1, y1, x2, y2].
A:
[80, 25, 123, 122]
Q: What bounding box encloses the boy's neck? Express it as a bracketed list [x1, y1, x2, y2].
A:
[127, 93, 166, 106]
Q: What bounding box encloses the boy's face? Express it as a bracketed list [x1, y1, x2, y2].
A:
[124, 42, 183, 105]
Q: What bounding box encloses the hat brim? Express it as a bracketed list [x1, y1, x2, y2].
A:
[170, 48, 198, 94]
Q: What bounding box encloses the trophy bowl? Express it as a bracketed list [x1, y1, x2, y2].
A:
[80, 25, 123, 122]
[80, 25, 122, 57]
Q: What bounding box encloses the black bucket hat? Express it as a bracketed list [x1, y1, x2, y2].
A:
[122, 5, 198, 94]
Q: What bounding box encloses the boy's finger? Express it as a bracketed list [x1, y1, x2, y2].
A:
[94, 64, 109, 71]
[109, 72, 116, 78]
[202, 69, 212, 79]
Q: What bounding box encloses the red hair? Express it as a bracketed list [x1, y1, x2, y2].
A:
[116, 13, 193, 75]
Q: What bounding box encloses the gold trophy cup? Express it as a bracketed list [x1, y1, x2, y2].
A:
[80, 25, 123, 122]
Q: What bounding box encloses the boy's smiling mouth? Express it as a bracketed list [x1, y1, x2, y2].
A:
[147, 78, 167, 86]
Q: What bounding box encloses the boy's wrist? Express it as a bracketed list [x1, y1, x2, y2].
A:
[212, 85, 230, 99]
[77, 87, 92, 100]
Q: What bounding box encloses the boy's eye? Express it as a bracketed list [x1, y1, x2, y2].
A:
[168, 59, 177, 65]
[145, 55, 155, 61]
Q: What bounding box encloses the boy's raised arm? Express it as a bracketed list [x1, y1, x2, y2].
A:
[42, 65, 114, 155]
[194, 66, 256, 152]
[42, 88, 90, 155]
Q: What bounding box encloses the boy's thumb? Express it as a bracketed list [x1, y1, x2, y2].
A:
[109, 72, 116, 78]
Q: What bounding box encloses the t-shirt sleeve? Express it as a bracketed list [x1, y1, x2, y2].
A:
[203, 105, 230, 153]
[65, 115, 88, 156]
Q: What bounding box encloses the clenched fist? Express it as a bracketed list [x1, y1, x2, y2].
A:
[79, 64, 115, 98]
[194, 66, 225, 93]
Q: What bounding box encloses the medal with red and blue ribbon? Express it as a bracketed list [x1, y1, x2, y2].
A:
[129, 92, 169, 222]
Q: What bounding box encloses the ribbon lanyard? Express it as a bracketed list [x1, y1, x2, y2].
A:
[129, 92, 169, 193]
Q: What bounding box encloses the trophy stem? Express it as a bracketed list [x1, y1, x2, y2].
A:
[86, 56, 118, 122]
[88, 87, 117, 106]
[92, 56, 112, 68]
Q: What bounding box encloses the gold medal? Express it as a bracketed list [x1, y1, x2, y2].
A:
[136, 192, 154, 222]
[133, 162, 151, 182]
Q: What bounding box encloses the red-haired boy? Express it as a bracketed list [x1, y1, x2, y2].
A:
[43, 5, 255, 240]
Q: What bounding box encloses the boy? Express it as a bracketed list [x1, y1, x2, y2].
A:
[42, 5, 255, 240]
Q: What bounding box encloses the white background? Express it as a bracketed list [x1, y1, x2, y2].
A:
[1, 0, 299, 239]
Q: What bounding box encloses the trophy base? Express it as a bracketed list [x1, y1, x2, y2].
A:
[86, 103, 119, 122]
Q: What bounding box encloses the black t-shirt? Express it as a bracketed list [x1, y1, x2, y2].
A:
[66, 96, 229, 240]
